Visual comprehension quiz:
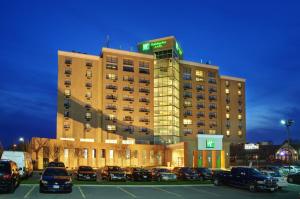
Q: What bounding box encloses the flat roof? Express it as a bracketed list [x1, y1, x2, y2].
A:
[102, 47, 154, 59]
[180, 60, 219, 70]
[220, 75, 246, 82]
[58, 50, 99, 60]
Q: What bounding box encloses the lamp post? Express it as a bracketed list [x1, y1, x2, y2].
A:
[18, 137, 25, 151]
[280, 119, 294, 174]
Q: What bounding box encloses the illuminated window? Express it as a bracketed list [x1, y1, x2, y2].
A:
[225, 81, 230, 87]
[85, 112, 92, 120]
[183, 119, 192, 125]
[106, 73, 117, 80]
[64, 89, 71, 97]
[226, 113, 230, 119]
[195, 70, 204, 82]
[83, 149, 88, 159]
[92, 149, 96, 159]
[64, 149, 69, 158]
[106, 56, 118, 70]
[225, 89, 230, 94]
[238, 114, 242, 120]
[238, 90, 242, 96]
[226, 130, 230, 136]
[226, 105, 230, 112]
[107, 125, 116, 131]
[85, 92, 92, 99]
[86, 70, 92, 78]
[208, 130, 216, 134]
[184, 100, 192, 107]
[238, 82, 242, 88]
[238, 130, 243, 136]
[85, 123, 91, 130]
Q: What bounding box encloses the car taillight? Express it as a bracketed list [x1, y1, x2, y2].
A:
[3, 174, 11, 180]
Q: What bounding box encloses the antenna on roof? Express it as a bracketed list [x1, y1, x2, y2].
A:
[105, 35, 110, 48]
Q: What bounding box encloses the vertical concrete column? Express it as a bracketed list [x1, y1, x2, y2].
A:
[221, 150, 226, 169]
[212, 150, 216, 168]
[202, 151, 207, 167]
[87, 148, 92, 166]
[193, 150, 198, 167]
[69, 149, 74, 169]
[38, 147, 44, 170]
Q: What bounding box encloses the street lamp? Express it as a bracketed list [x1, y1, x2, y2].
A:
[19, 137, 24, 142]
[280, 119, 294, 173]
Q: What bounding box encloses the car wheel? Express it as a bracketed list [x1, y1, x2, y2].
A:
[287, 178, 293, 183]
[213, 178, 221, 186]
[249, 184, 256, 192]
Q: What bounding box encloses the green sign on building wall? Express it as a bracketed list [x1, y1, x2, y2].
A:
[142, 40, 167, 51]
[206, 139, 215, 148]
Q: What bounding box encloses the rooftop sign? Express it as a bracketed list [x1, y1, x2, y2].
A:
[141, 40, 167, 51]
[244, 143, 259, 150]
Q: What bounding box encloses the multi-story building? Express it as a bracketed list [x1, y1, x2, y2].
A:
[31, 36, 246, 170]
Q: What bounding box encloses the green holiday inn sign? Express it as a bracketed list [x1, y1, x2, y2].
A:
[142, 40, 167, 51]
[206, 139, 215, 148]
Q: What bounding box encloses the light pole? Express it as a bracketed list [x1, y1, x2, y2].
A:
[280, 119, 294, 174]
[18, 137, 25, 151]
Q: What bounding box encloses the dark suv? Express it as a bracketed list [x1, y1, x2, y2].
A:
[101, 166, 126, 181]
[0, 160, 20, 193]
[173, 167, 198, 180]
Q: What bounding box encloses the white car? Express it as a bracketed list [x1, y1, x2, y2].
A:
[281, 166, 300, 175]
[261, 170, 288, 188]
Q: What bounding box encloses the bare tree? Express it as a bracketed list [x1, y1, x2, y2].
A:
[49, 143, 60, 162]
[31, 138, 49, 169]
[74, 148, 83, 169]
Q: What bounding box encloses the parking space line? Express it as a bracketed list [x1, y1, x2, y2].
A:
[118, 187, 137, 198]
[153, 187, 182, 198]
[24, 185, 36, 198]
[78, 186, 86, 199]
[185, 186, 220, 197]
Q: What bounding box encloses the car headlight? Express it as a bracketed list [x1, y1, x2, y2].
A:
[256, 180, 265, 184]
[41, 180, 48, 184]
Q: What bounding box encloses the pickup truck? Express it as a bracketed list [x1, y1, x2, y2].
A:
[213, 167, 278, 192]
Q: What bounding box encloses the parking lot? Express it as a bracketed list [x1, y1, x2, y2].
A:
[0, 184, 299, 199]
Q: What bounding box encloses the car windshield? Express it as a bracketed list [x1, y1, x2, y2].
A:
[0, 163, 10, 173]
[158, 169, 170, 173]
[248, 168, 262, 175]
[108, 166, 122, 171]
[44, 168, 68, 176]
[48, 162, 64, 167]
[79, 166, 93, 171]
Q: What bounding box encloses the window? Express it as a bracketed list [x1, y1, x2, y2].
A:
[139, 117, 149, 123]
[123, 86, 134, 92]
[183, 119, 192, 125]
[183, 91, 192, 98]
[64, 99, 70, 108]
[139, 78, 150, 84]
[86, 70, 92, 79]
[109, 150, 114, 159]
[197, 94, 205, 100]
[106, 84, 117, 90]
[209, 121, 217, 128]
[183, 82, 192, 89]
[92, 149, 96, 159]
[196, 85, 205, 91]
[123, 59, 134, 72]
[225, 88, 230, 94]
[197, 103, 205, 109]
[225, 81, 230, 87]
[139, 61, 150, 74]
[195, 70, 204, 82]
[106, 56, 118, 70]
[85, 82, 92, 88]
[184, 110, 192, 116]
[64, 67, 72, 75]
[123, 95, 134, 102]
[65, 58, 72, 65]
[238, 114, 242, 120]
[238, 82, 242, 88]
[197, 112, 205, 118]
[64, 110, 69, 117]
[226, 130, 230, 136]
[183, 100, 192, 107]
[107, 125, 116, 131]
[208, 71, 216, 77]
[183, 129, 192, 135]
[226, 105, 230, 112]
[107, 114, 116, 121]
[209, 112, 217, 119]
[226, 120, 230, 128]
[64, 79, 71, 86]
[209, 103, 217, 110]
[183, 67, 192, 80]
[208, 129, 216, 134]
[123, 116, 133, 121]
[85, 92, 92, 99]
[139, 88, 150, 93]
[106, 104, 116, 110]
[86, 62, 93, 67]
[123, 76, 134, 82]
[208, 78, 216, 84]
[238, 90, 242, 96]
[197, 121, 205, 126]
[238, 130, 243, 136]
[64, 89, 71, 97]
[123, 106, 134, 112]
[85, 123, 91, 130]
[85, 112, 92, 120]
[139, 107, 150, 112]
[64, 121, 70, 129]
[226, 113, 230, 119]
[209, 87, 217, 93]
[139, 97, 150, 103]
[83, 149, 88, 159]
[106, 73, 117, 80]
[124, 125, 134, 133]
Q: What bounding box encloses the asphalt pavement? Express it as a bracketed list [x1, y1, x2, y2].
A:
[0, 184, 299, 199]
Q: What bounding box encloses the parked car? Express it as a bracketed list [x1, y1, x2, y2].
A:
[260, 170, 288, 189]
[47, 161, 65, 168]
[39, 167, 72, 193]
[101, 166, 126, 181]
[213, 167, 278, 192]
[281, 165, 300, 175]
[1, 151, 33, 178]
[125, 167, 151, 181]
[0, 160, 20, 193]
[150, 168, 177, 181]
[193, 167, 213, 181]
[287, 172, 300, 184]
[76, 166, 97, 181]
[173, 167, 198, 180]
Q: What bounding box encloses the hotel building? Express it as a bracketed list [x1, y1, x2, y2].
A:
[31, 36, 246, 169]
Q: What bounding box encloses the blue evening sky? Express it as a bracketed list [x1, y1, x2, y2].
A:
[0, 0, 299, 147]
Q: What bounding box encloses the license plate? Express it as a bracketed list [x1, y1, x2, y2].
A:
[53, 185, 59, 189]
[86, 176, 90, 179]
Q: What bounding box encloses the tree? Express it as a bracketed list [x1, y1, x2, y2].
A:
[30, 138, 49, 169]
[48, 142, 60, 162]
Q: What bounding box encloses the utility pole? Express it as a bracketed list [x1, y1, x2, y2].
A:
[280, 119, 294, 174]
